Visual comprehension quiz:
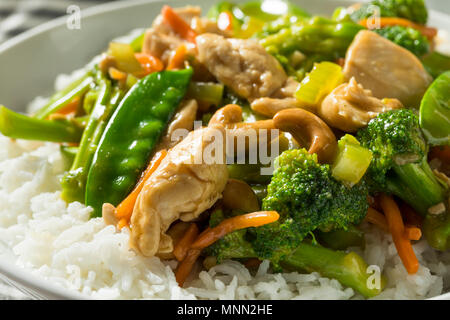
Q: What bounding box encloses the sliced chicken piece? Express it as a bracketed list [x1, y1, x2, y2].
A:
[196, 33, 287, 100]
[344, 30, 432, 106]
[155, 99, 198, 151]
[318, 78, 403, 132]
[130, 126, 228, 257]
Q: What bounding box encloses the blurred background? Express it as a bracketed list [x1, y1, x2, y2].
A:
[0, 0, 448, 44]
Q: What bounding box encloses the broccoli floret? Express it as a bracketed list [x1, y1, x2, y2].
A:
[250, 149, 369, 264]
[357, 109, 448, 218]
[374, 26, 429, 56]
[351, 0, 428, 25]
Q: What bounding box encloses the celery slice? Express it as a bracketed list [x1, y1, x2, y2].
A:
[332, 134, 372, 187]
[295, 61, 344, 107]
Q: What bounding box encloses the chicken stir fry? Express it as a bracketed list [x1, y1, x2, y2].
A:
[2, 0, 450, 299]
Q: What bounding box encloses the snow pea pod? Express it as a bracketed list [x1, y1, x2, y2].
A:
[60, 78, 119, 203]
[419, 71, 450, 146]
[85, 69, 193, 217]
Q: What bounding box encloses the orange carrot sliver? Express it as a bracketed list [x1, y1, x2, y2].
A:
[166, 45, 188, 71]
[359, 17, 437, 40]
[365, 207, 389, 232]
[173, 223, 199, 262]
[134, 52, 164, 76]
[161, 5, 197, 43]
[175, 249, 201, 286]
[191, 211, 279, 250]
[47, 96, 80, 119]
[380, 194, 419, 274]
[404, 226, 422, 241]
[115, 150, 167, 225]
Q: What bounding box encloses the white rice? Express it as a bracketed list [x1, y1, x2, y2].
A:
[1, 29, 450, 301]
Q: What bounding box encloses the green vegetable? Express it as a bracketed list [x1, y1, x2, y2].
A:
[108, 42, 142, 74]
[0, 105, 83, 143]
[332, 134, 373, 187]
[351, 0, 428, 25]
[423, 207, 450, 251]
[227, 163, 272, 184]
[252, 149, 369, 266]
[130, 32, 145, 52]
[34, 73, 94, 119]
[281, 243, 384, 298]
[295, 62, 344, 106]
[316, 225, 365, 250]
[421, 52, 450, 79]
[60, 146, 79, 169]
[260, 16, 364, 58]
[187, 82, 224, 106]
[374, 25, 429, 57]
[357, 109, 448, 218]
[419, 71, 450, 146]
[85, 69, 193, 217]
[60, 78, 118, 203]
[205, 207, 382, 298]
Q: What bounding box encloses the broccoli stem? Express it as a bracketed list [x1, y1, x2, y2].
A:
[281, 243, 385, 298]
[0, 106, 83, 143]
[387, 159, 447, 216]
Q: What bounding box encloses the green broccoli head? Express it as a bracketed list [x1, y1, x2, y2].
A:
[250, 149, 369, 265]
[357, 109, 447, 218]
[351, 0, 428, 25]
[374, 25, 430, 56]
[357, 109, 426, 189]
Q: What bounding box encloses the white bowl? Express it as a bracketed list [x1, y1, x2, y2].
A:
[0, 0, 449, 300]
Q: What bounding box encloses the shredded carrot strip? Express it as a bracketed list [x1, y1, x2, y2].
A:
[404, 226, 422, 241]
[380, 194, 419, 274]
[115, 150, 167, 226]
[191, 211, 280, 250]
[166, 44, 187, 70]
[175, 249, 201, 286]
[47, 96, 80, 120]
[108, 67, 127, 81]
[365, 207, 389, 232]
[161, 5, 197, 43]
[217, 11, 233, 31]
[359, 17, 438, 41]
[173, 223, 199, 262]
[134, 53, 164, 76]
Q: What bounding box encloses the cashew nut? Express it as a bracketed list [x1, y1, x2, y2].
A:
[222, 179, 260, 213]
[208, 104, 243, 127]
[273, 108, 337, 163]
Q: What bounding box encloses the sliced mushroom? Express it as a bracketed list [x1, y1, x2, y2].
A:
[273, 108, 338, 163]
[318, 78, 403, 132]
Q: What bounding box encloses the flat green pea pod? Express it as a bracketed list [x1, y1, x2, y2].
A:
[85, 69, 193, 217]
[419, 71, 450, 146]
[0, 105, 83, 143]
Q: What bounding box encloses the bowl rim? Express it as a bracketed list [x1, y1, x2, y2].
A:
[0, 0, 449, 300]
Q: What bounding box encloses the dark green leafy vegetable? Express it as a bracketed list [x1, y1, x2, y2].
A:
[316, 225, 365, 250]
[34, 73, 94, 119]
[419, 71, 450, 146]
[357, 109, 448, 218]
[0, 105, 83, 143]
[350, 0, 428, 25]
[61, 78, 117, 203]
[85, 69, 193, 217]
[421, 52, 450, 79]
[374, 25, 429, 56]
